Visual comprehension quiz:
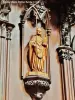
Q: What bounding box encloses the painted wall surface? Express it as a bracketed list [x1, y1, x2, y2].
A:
[7, 5, 75, 100]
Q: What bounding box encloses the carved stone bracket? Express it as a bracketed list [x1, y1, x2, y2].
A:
[23, 75, 50, 100]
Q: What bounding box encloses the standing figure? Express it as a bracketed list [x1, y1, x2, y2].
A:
[29, 28, 48, 72]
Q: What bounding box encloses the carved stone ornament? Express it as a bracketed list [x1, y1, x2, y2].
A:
[0, 20, 15, 39]
[0, 2, 11, 21]
[56, 46, 74, 63]
[23, 75, 50, 100]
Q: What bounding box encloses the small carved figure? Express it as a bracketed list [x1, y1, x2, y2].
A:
[29, 28, 48, 72]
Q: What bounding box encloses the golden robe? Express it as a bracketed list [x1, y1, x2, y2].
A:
[29, 33, 48, 72]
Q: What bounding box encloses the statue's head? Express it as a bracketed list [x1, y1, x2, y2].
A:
[36, 28, 42, 35]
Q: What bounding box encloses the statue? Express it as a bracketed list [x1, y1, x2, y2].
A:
[28, 28, 48, 72]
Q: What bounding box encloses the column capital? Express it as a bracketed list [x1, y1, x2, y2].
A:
[56, 46, 75, 63]
[20, 10, 26, 23]
[0, 20, 15, 39]
[6, 22, 15, 40]
[0, 23, 6, 38]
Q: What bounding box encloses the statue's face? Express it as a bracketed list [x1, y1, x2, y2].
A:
[36, 28, 42, 35]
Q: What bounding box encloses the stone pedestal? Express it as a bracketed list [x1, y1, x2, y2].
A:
[23, 72, 50, 100]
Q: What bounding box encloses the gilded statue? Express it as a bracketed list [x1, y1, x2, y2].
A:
[29, 28, 48, 72]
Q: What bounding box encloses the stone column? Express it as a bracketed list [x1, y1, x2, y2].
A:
[5, 24, 15, 100]
[57, 46, 75, 100]
[0, 23, 7, 100]
[46, 29, 51, 79]
[0, 2, 15, 100]
[19, 10, 26, 80]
